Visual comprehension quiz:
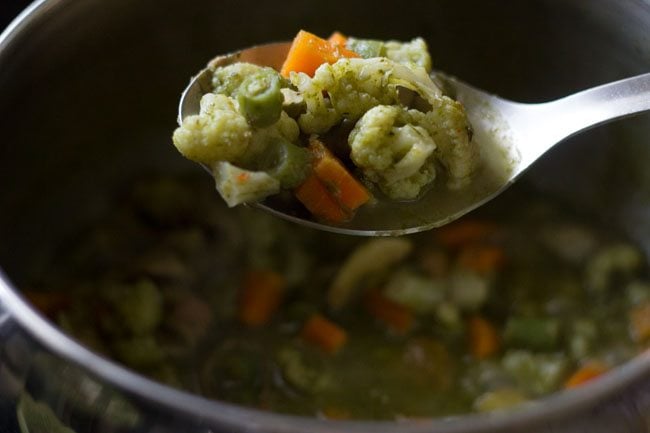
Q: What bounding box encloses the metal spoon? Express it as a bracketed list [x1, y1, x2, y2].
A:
[178, 42, 650, 237]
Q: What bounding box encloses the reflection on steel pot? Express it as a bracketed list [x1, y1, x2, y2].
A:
[0, 0, 650, 432]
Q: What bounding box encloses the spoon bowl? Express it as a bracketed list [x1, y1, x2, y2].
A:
[179, 42, 650, 236]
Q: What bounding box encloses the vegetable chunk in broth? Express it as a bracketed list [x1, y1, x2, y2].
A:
[173, 31, 484, 226]
[23, 176, 650, 419]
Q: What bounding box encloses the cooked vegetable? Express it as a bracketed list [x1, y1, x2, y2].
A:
[173, 93, 252, 165]
[346, 38, 386, 59]
[237, 69, 284, 127]
[294, 137, 371, 223]
[564, 362, 608, 388]
[629, 301, 650, 342]
[100, 279, 163, 337]
[364, 290, 415, 334]
[280, 87, 306, 118]
[212, 62, 273, 97]
[294, 56, 446, 134]
[300, 314, 348, 354]
[328, 238, 413, 309]
[382, 267, 446, 313]
[31, 154, 650, 419]
[308, 137, 371, 211]
[347, 37, 432, 72]
[447, 269, 490, 310]
[585, 244, 642, 292]
[280, 30, 359, 78]
[504, 317, 561, 352]
[457, 245, 505, 274]
[473, 388, 528, 412]
[238, 270, 286, 327]
[502, 351, 569, 395]
[294, 173, 350, 224]
[256, 136, 311, 188]
[327, 32, 348, 48]
[567, 318, 598, 359]
[243, 111, 301, 166]
[173, 30, 478, 222]
[349, 105, 437, 200]
[277, 347, 333, 392]
[421, 97, 478, 189]
[468, 315, 500, 359]
[213, 161, 280, 207]
[288, 71, 340, 134]
[384, 37, 433, 71]
[435, 219, 499, 248]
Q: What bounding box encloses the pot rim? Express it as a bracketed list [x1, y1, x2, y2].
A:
[1, 1, 649, 431]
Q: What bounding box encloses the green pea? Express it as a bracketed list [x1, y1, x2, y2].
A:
[237, 70, 283, 128]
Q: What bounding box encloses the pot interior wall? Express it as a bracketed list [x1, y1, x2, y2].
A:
[0, 0, 649, 280]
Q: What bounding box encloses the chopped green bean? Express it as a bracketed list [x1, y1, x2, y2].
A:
[237, 70, 284, 128]
[260, 137, 311, 188]
[504, 317, 561, 351]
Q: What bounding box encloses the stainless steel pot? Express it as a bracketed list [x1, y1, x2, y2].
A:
[0, 0, 649, 432]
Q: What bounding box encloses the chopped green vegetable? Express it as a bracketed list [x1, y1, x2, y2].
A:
[255, 136, 312, 188]
[504, 317, 561, 352]
[237, 69, 284, 127]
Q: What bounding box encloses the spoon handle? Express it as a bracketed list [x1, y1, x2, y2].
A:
[545, 72, 650, 140]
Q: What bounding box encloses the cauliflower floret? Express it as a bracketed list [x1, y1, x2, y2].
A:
[419, 97, 477, 189]
[289, 71, 340, 134]
[211, 62, 274, 96]
[172, 93, 252, 165]
[311, 58, 396, 122]
[269, 110, 300, 143]
[213, 161, 280, 207]
[350, 105, 437, 200]
[291, 57, 444, 134]
[384, 37, 432, 72]
[346, 37, 432, 72]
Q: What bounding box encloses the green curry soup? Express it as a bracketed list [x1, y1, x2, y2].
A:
[24, 176, 650, 420]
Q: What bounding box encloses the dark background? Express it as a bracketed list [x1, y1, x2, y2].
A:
[1, 0, 32, 31]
